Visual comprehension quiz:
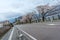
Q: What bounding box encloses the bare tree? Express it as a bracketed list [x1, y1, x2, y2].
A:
[26, 13, 33, 23]
[36, 4, 52, 22]
[36, 4, 60, 22]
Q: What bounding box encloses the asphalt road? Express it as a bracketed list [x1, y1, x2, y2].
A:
[17, 22, 60, 40]
[1, 28, 12, 40]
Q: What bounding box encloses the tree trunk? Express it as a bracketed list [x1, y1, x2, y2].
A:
[58, 15, 60, 19]
[42, 16, 45, 22]
[29, 19, 32, 23]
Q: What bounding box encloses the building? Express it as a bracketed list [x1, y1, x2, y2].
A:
[3, 20, 10, 25]
[0, 22, 3, 28]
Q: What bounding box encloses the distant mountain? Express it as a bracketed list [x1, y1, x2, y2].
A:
[9, 18, 15, 23]
[6, 12, 24, 23]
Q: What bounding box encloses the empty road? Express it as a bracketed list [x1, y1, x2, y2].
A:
[16, 22, 60, 40]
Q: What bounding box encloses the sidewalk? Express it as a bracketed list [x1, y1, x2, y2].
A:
[1, 28, 12, 40]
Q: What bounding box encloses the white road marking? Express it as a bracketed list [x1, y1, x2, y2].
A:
[8, 27, 14, 40]
[19, 34, 23, 37]
[48, 24, 55, 25]
[16, 25, 37, 40]
[21, 29, 37, 40]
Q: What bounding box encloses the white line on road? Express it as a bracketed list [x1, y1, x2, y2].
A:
[16, 25, 37, 40]
[47, 24, 56, 25]
[20, 29, 37, 40]
[8, 27, 14, 40]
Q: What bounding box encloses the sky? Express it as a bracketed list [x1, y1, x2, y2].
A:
[0, 0, 60, 21]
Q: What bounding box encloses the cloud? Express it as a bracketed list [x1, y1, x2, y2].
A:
[0, 0, 59, 13]
[0, 0, 59, 21]
[0, 15, 8, 21]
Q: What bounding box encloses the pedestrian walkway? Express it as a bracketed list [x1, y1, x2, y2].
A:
[1, 28, 12, 40]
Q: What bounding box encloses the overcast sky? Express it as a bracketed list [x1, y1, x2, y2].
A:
[0, 0, 59, 21]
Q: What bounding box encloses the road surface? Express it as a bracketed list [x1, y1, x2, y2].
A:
[1, 28, 12, 40]
[16, 22, 60, 40]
